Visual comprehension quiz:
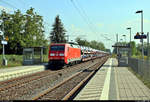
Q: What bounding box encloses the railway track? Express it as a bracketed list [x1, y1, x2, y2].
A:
[32, 56, 108, 100]
[0, 56, 108, 100]
[0, 58, 96, 90]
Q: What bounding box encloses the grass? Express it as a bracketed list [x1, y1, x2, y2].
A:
[0, 55, 23, 69]
[43, 54, 49, 63]
[111, 54, 117, 58]
[131, 55, 148, 60]
[128, 67, 150, 89]
[0, 54, 48, 69]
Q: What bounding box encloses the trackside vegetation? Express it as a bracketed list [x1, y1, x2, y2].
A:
[0, 7, 48, 55]
[0, 54, 48, 68]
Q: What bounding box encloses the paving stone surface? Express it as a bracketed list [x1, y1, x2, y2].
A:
[114, 58, 150, 100]
[74, 58, 150, 100]
[74, 58, 111, 100]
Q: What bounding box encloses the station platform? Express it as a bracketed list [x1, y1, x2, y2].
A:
[0, 63, 47, 81]
[74, 58, 150, 100]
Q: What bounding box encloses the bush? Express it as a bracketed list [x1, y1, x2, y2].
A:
[111, 54, 117, 58]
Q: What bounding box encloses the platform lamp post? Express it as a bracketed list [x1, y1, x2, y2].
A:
[0, 16, 11, 66]
[0, 19, 7, 66]
[136, 10, 144, 59]
[127, 28, 131, 43]
[123, 34, 127, 57]
[147, 32, 150, 60]
[127, 27, 131, 57]
[120, 39, 123, 42]
[122, 35, 126, 43]
[120, 39, 123, 46]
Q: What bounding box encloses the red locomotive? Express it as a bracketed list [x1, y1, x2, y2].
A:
[48, 43, 109, 66]
[48, 43, 81, 66]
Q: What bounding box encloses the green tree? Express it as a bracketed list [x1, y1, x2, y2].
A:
[97, 42, 106, 51]
[0, 10, 24, 54]
[75, 37, 86, 46]
[130, 41, 137, 56]
[75, 37, 90, 47]
[0, 8, 48, 54]
[24, 7, 47, 47]
[50, 15, 66, 43]
[90, 40, 97, 49]
[90, 40, 106, 51]
[75, 37, 106, 51]
[137, 42, 149, 56]
[8, 10, 25, 54]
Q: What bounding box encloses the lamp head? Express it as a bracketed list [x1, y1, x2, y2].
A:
[136, 10, 143, 13]
[127, 27, 131, 30]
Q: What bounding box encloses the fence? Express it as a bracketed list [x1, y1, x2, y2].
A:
[128, 57, 150, 81]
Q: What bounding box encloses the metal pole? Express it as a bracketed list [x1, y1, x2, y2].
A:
[2, 39, 5, 58]
[141, 11, 144, 60]
[2, 18, 5, 65]
[141, 11, 143, 34]
[147, 32, 149, 60]
[116, 34, 118, 55]
[130, 28, 131, 42]
[129, 29, 131, 57]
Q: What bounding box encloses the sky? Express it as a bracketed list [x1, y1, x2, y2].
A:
[0, 0, 150, 51]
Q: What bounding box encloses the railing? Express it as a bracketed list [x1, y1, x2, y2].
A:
[128, 57, 150, 81]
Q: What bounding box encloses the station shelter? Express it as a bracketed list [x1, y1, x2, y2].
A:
[23, 47, 46, 65]
[112, 43, 130, 67]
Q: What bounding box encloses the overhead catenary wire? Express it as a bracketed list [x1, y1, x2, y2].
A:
[0, 0, 51, 27]
[17, 0, 26, 6]
[75, 0, 115, 42]
[0, 0, 115, 43]
[0, 0, 18, 10]
[70, 0, 94, 32]
[0, 0, 51, 40]
[70, 0, 115, 43]
[76, 0, 115, 42]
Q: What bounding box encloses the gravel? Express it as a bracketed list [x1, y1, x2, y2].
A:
[0, 56, 108, 100]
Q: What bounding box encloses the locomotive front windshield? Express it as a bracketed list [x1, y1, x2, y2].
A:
[50, 45, 65, 51]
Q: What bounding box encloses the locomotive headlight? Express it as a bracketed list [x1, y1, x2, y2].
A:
[59, 53, 64, 56]
[50, 53, 55, 56]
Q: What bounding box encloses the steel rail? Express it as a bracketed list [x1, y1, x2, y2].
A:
[0, 72, 50, 91]
[0, 58, 102, 92]
[0, 70, 47, 84]
[62, 69, 95, 100]
[62, 57, 107, 100]
[32, 57, 108, 100]
[32, 71, 81, 100]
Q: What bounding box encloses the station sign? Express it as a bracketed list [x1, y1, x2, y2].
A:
[134, 33, 147, 39]
[112, 45, 130, 48]
[1, 40, 7, 45]
[0, 31, 3, 36]
[134, 35, 141, 39]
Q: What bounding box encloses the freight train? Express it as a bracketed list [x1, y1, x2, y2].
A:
[48, 43, 109, 66]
